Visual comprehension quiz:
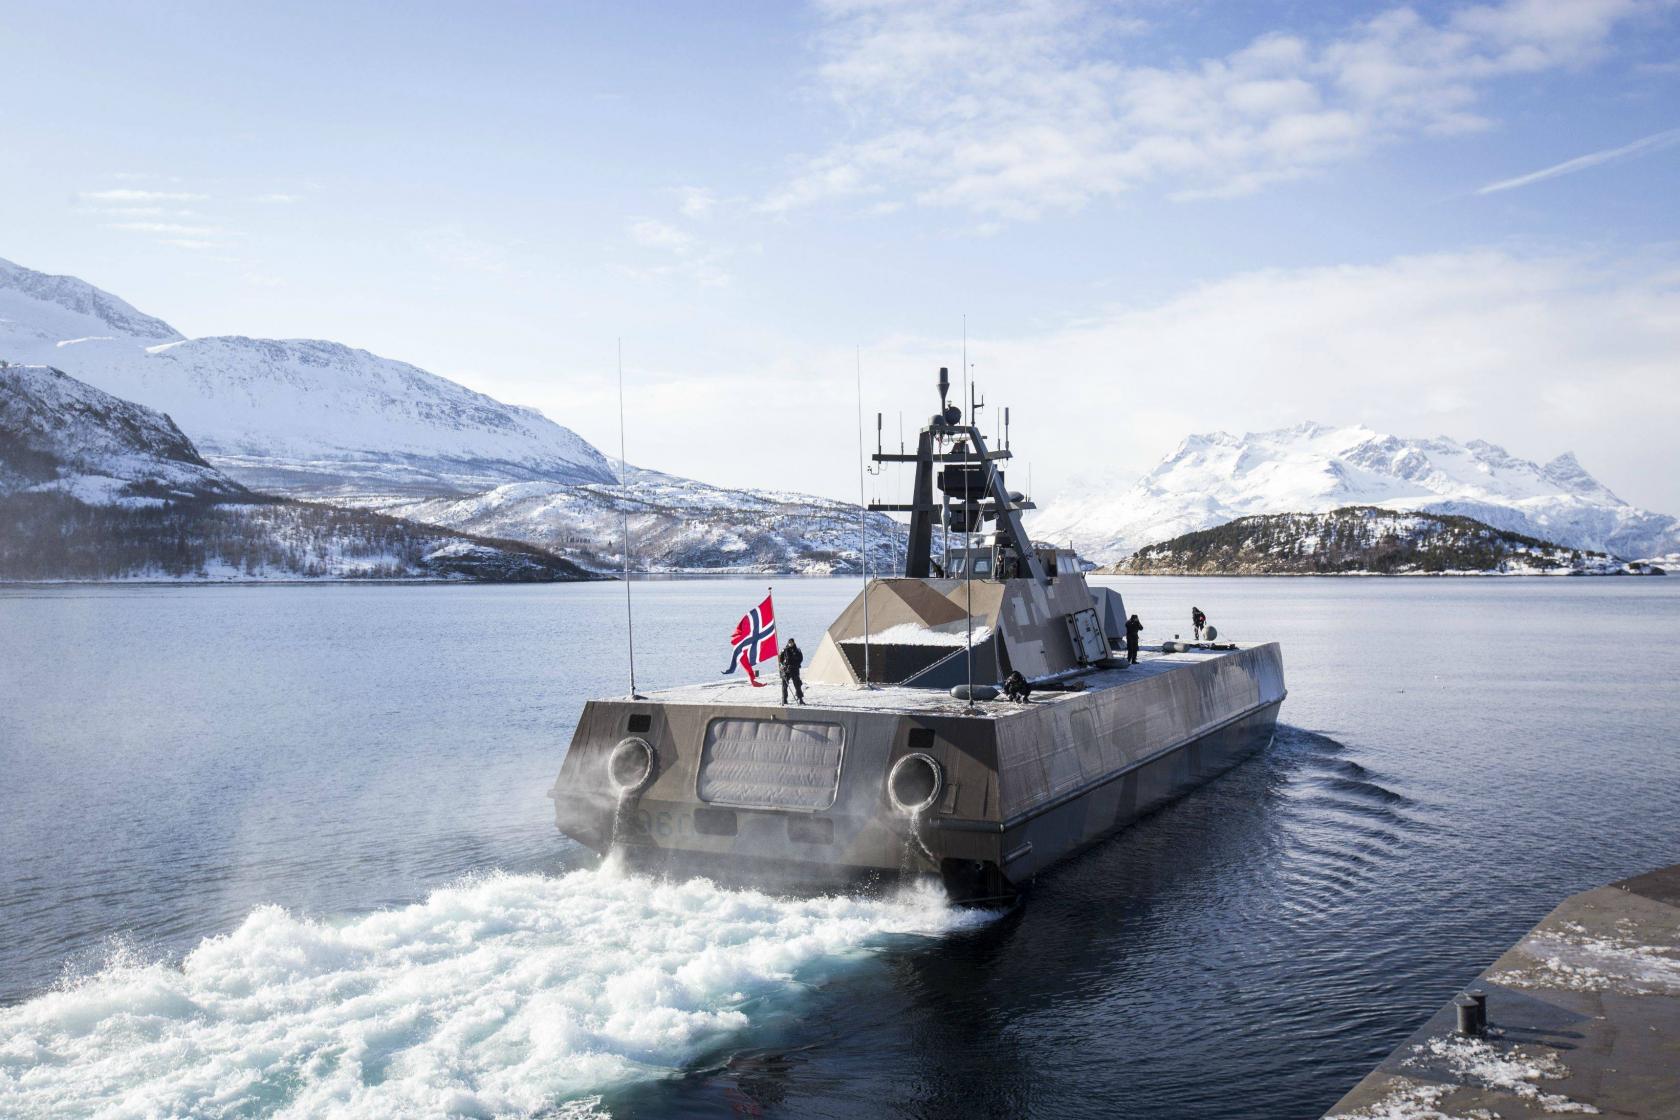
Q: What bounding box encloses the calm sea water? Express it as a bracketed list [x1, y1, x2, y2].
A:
[2, 577, 1677, 1118]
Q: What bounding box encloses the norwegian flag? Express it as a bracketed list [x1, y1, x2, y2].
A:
[722, 592, 778, 686]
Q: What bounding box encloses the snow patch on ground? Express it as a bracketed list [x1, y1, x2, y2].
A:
[1411, 1036, 1597, 1114]
[1328, 1077, 1456, 1120]
[1491, 921, 1680, 995]
[1331, 1033, 1599, 1118]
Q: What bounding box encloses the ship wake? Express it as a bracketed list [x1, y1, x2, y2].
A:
[0, 865, 990, 1119]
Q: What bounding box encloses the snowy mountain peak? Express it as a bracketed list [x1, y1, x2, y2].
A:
[1031, 421, 1679, 563]
[0, 257, 181, 346]
[1540, 451, 1621, 503]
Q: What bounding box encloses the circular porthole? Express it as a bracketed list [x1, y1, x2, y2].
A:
[887, 753, 943, 815]
[606, 736, 655, 794]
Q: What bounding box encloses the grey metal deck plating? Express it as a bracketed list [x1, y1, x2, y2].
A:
[643, 643, 1240, 716]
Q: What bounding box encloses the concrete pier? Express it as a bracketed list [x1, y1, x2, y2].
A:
[1325, 864, 1680, 1119]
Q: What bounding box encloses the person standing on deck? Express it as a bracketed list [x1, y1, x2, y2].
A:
[779, 639, 805, 705]
[1191, 606, 1206, 640]
[1125, 614, 1143, 665]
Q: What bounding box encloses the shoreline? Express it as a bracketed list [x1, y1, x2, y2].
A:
[3, 569, 1670, 588]
[1102, 568, 1664, 578]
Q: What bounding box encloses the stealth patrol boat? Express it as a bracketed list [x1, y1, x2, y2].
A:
[550, 370, 1286, 902]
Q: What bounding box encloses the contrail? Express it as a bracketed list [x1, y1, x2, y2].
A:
[1477, 127, 1680, 194]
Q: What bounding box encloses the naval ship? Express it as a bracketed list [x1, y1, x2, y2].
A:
[550, 370, 1286, 902]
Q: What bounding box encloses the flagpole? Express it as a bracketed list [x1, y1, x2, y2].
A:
[855, 345, 872, 689]
[618, 339, 643, 700]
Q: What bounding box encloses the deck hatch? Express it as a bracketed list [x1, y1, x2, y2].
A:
[697, 718, 845, 811]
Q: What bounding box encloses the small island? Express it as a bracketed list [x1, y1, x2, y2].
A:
[1107, 507, 1666, 576]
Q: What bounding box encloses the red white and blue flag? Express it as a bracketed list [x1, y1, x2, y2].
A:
[723, 592, 778, 686]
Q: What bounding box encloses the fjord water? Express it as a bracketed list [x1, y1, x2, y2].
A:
[2, 578, 1677, 1118]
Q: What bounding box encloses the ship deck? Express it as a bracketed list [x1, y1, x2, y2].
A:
[639, 643, 1261, 718]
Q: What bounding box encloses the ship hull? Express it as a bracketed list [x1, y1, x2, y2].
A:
[551, 643, 1285, 901]
[958, 698, 1281, 890]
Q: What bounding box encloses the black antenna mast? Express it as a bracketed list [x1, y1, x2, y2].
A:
[617, 339, 643, 700]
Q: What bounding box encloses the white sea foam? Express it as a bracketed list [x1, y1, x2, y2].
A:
[0, 866, 987, 1118]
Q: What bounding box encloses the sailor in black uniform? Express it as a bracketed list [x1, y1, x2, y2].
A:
[1125, 614, 1143, 664]
[779, 639, 805, 705]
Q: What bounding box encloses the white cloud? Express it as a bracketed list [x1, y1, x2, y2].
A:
[252, 192, 302, 203]
[591, 249, 1680, 514]
[83, 205, 169, 217]
[79, 188, 209, 203]
[106, 221, 224, 236]
[623, 218, 731, 287]
[1477, 125, 1680, 192]
[627, 218, 696, 253]
[414, 226, 511, 273]
[767, 0, 1653, 218]
[674, 187, 717, 219]
[939, 250, 1680, 509]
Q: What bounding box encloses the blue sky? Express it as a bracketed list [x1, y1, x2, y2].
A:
[4, 0, 1679, 509]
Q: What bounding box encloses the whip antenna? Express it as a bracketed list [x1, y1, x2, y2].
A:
[617, 339, 643, 699]
[962, 316, 975, 713]
[855, 346, 873, 688]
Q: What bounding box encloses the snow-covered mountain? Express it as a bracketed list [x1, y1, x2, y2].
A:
[1032, 422, 1680, 564]
[1, 255, 893, 573]
[0, 256, 616, 497]
[0, 257, 180, 347]
[379, 467, 908, 575]
[0, 362, 586, 582]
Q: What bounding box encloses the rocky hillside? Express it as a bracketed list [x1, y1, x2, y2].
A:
[1033, 422, 1680, 564]
[0, 363, 588, 582]
[0, 359, 246, 503]
[379, 467, 909, 575]
[1111, 507, 1665, 576]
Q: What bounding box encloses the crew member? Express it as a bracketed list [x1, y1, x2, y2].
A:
[779, 639, 805, 705]
[1125, 613, 1143, 665]
[1003, 670, 1032, 704]
[1191, 606, 1207, 640]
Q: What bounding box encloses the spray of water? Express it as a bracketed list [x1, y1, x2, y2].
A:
[898, 810, 938, 879]
[0, 866, 990, 1119]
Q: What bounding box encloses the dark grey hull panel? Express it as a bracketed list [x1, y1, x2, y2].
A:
[964, 699, 1282, 886]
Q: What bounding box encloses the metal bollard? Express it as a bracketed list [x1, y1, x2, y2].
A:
[1467, 989, 1488, 1031]
[1454, 994, 1483, 1035]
